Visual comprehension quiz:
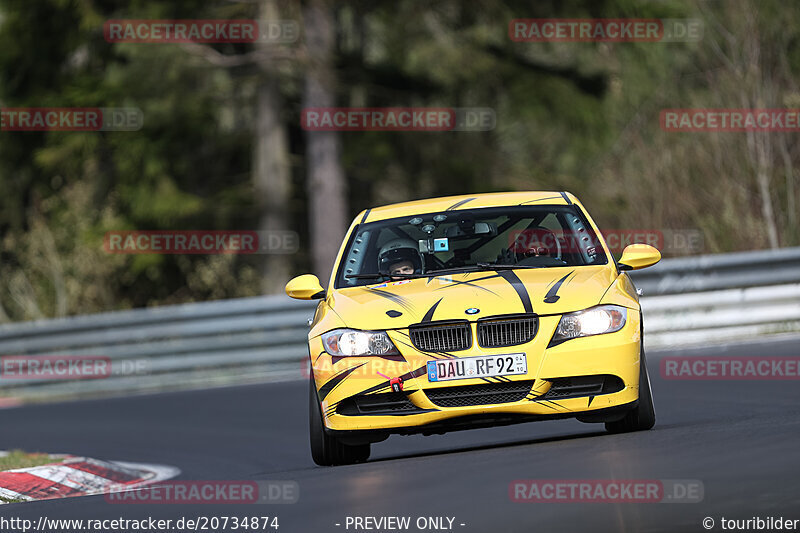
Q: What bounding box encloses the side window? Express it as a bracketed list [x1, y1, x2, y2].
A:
[562, 211, 604, 264]
[340, 229, 371, 286]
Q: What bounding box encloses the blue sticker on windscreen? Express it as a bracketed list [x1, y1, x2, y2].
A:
[433, 238, 449, 252]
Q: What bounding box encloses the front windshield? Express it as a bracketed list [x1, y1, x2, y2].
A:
[335, 205, 608, 288]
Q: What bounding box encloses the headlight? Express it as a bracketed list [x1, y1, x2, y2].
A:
[321, 329, 400, 356]
[551, 305, 627, 343]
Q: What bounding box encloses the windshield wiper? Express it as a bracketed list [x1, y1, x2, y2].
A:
[425, 264, 540, 276]
[345, 273, 388, 280]
[345, 272, 426, 280]
[475, 262, 545, 270]
[423, 265, 486, 276]
[349, 264, 544, 280]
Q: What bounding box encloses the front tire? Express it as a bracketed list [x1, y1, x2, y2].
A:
[309, 377, 370, 466]
[605, 349, 656, 434]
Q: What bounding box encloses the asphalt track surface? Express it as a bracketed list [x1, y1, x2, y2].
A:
[2, 336, 800, 533]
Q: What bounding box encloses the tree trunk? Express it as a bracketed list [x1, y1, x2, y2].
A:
[254, 0, 292, 293]
[254, 78, 292, 293]
[302, 0, 348, 280]
[779, 134, 797, 246]
[753, 133, 780, 249]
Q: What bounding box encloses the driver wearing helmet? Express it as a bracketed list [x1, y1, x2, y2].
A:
[388, 259, 415, 278]
[378, 239, 423, 280]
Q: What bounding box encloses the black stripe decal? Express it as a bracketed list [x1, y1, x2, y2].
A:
[533, 383, 549, 394]
[526, 387, 544, 399]
[365, 287, 415, 311]
[438, 272, 502, 285]
[464, 273, 503, 283]
[533, 400, 559, 410]
[422, 298, 443, 323]
[318, 363, 367, 402]
[497, 270, 533, 313]
[519, 196, 563, 205]
[560, 191, 572, 204]
[446, 197, 476, 211]
[361, 209, 371, 223]
[545, 399, 566, 410]
[349, 365, 429, 398]
[543, 270, 575, 304]
[331, 353, 405, 365]
[433, 278, 498, 295]
[394, 338, 417, 350]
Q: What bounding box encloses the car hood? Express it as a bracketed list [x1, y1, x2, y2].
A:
[328, 265, 618, 330]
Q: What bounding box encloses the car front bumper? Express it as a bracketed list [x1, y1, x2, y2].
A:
[310, 309, 642, 434]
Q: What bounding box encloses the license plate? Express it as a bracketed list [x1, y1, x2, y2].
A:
[427, 353, 527, 382]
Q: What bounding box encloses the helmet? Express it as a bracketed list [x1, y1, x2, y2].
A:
[378, 239, 423, 274]
[510, 227, 561, 258]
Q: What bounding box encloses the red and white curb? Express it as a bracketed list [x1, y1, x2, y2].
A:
[0, 455, 179, 503]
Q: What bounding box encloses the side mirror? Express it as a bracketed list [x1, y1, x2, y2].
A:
[285, 274, 326, 300]
[618, 244, 661, 271]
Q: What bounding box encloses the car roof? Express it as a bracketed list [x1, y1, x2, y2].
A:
[361, 191, 575, 223]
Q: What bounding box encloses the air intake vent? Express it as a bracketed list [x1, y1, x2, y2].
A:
[541, 375, 625, 399]
[336, 392, 421, 415]
[477, 314, 538, 348]
[425, 381, 534, 407]
[409, 321, 471, 352]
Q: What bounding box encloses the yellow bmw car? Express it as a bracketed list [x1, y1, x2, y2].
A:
[286, 191, 661, 466]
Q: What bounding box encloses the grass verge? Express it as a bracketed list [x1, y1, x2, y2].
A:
[0, 449, 57, 470]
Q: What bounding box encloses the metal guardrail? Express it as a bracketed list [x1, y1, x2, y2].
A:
[641, 283, 800, 348]
[628, 246, 800, 295]
[629, 247, 800, 349]
[1, 247, 798, 402]
[0, 296, 317, 401]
